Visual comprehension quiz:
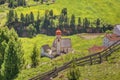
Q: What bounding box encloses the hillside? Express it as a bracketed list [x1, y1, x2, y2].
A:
[15, 34, 103, 80]
[0, 0, 120, 80]
[0, 0, 120, 27]
[54, 49, 120, 80]
[14, 0, 120, 24]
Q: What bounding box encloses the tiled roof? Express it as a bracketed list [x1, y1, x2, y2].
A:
[105, 33, 120, 41]
[52, 38, 72, 48]
[88, 45, 107, 53]
[61, 38, 72, 48]
[42, 44, 51, 52]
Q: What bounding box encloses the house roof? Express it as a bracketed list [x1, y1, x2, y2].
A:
[88, 45, 107, 53]
[41, 44, 51, 52]
[52, 38, 72, 48]
[61, 38, 72, 48]
[116, 24, 120, 31]
[105, 33, 120, 41]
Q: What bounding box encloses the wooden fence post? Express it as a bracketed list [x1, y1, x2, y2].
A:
[90, 56, 92, 65]
[99, 53, 102, 63]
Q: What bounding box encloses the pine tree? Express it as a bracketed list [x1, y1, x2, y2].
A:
[70, 14, 76, 34]
[0, 27, 10, 68]
[34, 11, 41, 33]
[41, 0, 44, 4]
[30, 12, 34, 23]
[96, 18, 101, 28]
[26, 24, 36, 37]
[78, 17, 81, 26]
[1, 28, 23, 80]
[7, 9, 15, 24]
[25, 14, 30, 25]
[31, 44, 39, 68]
[15, 11, 18, 22]
[49, 9, 53, 17]
[20, 13, 25, 23]
[61, 8, 67, 16]
[67, 60, 80, 80]
[59, 13, 64, 29]
[83, 17, 90, 28]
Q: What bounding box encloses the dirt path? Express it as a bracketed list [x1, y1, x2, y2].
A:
[78, 33, 104, 40]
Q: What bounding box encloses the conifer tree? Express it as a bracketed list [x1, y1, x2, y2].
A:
[0, 27, 10, 68]
[31, 44, 39, 68]
[70, 14, 76, 34]
[49, 9, 53, 17]
[96, 18, 101, 28]
[25, 14, 30, 25]
[7, 9, 15, 24]
[20, 13, 25, 23]
[78, 17, 81, 26]
[1, 28, 23, 80]
[30, 12, 34, 23]
[15, 11, 18, 22]
[34, 11, 41, 33]
[67, 60, 80, 80]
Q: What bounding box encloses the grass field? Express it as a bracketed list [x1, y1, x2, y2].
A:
[15, 34, 103, 80]
[0, 0, 120, 80]
[14, 0, 120, 24]
[54, 49, 120, 80]
[0, 0, 120, 27]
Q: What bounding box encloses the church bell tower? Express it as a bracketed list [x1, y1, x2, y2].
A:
[56, 29, 62, 55]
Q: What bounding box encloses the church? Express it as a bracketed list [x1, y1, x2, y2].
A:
[41, 29, 72, 58]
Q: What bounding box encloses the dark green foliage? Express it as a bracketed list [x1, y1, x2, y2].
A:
[30, 12, 34, 23]
[20, 13, 25, 23]
[78, 17, 81, 26]
[34, 11, 41, 33]
[0, 28, 23, 80]
[25, 14, 30, 25]
[70, 14, 76, 34]
[34, 0, 39, 2]
[31, 44, 39, 68]
[15, 11, 18, 22]
[67, 60, 80, 80]
[8, 0, 26, 8]
[49, 10, 53, 17]
[6, 8, 113, 37]
[41, 0, 44, 4]
[83, 17, 90, 28]
[61, 8, 67, 16]
[26, 24, 36, 37]
[0, 0, 6, 4]
[59, 13, 64, 29]
[42, 12, 50, 30]
[96, 18, 101, 28]
[7, 9, 15, 24]
[0, 27, 9, 68]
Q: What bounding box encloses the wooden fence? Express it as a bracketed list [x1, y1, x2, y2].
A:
[29, 39, 120, 80]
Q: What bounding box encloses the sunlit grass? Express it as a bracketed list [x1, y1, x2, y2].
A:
[15, 34, 103, 80]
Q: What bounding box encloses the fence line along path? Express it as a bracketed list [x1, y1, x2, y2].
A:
[29, 39, 120, 80]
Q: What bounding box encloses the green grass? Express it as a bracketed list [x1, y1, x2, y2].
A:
[14, 0, 120, 24]
[0, 0, 120, 27]
[15, 34, 103, 80]
[54, 50, 120, 80]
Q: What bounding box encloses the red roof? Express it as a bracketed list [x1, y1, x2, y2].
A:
[56, 29, 62, 35]
[105, 33, 120, 41]
[88, 45, 107, 53]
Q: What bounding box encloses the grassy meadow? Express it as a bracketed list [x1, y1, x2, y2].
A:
[0, 0, 120, 80]
[54, 49, 120, 80]
[15, 34, 103, 80]
[0, 0, 120, 27]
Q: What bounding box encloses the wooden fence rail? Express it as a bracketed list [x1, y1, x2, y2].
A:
[29, 40, 120, 80]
